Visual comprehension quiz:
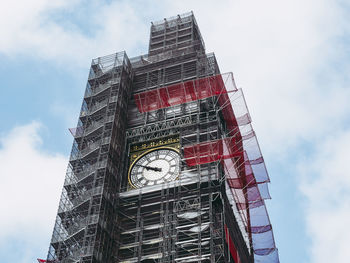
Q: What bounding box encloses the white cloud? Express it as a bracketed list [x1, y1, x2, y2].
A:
[299, 130, 350, 263]
[0, 0, 150, 67]
[0, 122, 67, 261]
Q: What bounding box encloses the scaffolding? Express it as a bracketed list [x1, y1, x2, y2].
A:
[149, 12, 205, 56]
[127, 72, 278, 262]
[48, 51, 133, 263]
[46, 11, 278, 263]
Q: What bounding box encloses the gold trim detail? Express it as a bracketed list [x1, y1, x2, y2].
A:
[130, 137, 180, 153]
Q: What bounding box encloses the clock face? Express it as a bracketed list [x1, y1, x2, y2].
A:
[129, 148, 180, 188]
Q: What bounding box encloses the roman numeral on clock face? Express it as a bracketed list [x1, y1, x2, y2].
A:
[129, 148, 180, 189]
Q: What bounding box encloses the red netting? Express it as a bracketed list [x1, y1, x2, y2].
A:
[183, 139, 224, 167]
[251, 225, 272, 234]
[133, 73, 279, 262]
[134, 73, 237, 113]
[236, 200, 265, 210]
[226, 87, 277, 261]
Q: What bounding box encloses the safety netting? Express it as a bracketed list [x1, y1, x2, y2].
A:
[134, 74, 236, 113]
[133, 73, 279, 262]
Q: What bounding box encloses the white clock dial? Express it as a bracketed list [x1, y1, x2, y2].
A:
[129, 148, 180, 188]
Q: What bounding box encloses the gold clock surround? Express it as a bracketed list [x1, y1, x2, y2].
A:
[128, 144, 181, 189]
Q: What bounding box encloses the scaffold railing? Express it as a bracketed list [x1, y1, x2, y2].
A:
[47, 51, 134, 263]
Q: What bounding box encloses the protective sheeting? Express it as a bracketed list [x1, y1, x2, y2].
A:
[226, 89, 278, 262]
[134, 73, 237, 113]
[254, 248, 279, 263]
[188, 223, 210, 233]
[133, 73, 279, 262]
[177, 211, 206, 219]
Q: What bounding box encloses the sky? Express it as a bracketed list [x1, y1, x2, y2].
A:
[0, 0, 349, 262]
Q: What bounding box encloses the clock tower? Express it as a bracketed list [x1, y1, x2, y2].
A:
[46, 12, 279, 263]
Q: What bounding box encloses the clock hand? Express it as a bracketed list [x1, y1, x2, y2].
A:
[136, 164, 162, 172]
